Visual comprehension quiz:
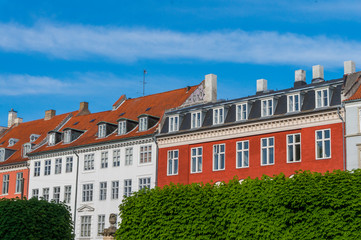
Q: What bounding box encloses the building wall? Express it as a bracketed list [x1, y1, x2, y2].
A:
[158, 123, 344, 187]
[0, 167, 29, 199]
[345, 101, 361, 170]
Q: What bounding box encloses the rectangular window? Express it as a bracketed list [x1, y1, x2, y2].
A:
[98, 124, 106, 138]
[237, 141, 249, 168]
[191, 112, 202, 128]
[124, 179, 132, 197]
[66, 157, 73, 173]
[118, 121, 126, 135]
[32, 189, 39, 199]
[261, 99, 273, 117]
[48, 133, 55, 146]
[287, 134, 301, 162]
[64, 185, 71, 203]
[43, 188, 49, 201]
[34, 161, 41, 177]
[316, 129, 331, 159]
[64, 130, 71, 143]
[213, 144, 225, 171]
[84, 154, 94, 171]
[99, 182, 107, 201]
[167, 150, 179, 175]
[82, 184, 93, 202]
[191, 147, 202, 173]
[139, 177, 151, 190]
[139, 117, 148, 131]
[236, 103, 248, 121]
[101, 151, 108, 169]
[15, 172, 23, 193]
[140, 145, 152, 164]
[113, 149, 120, 167]
[169, 116, 179, 132]
[316, 89, 329, 108]
[261, 137, 275, 165]
[125, 147, 133, 166]
[111, 181, 119, 199]
[98, 215, 106, 235]
[288, 94, 300, 112]
[55, 158, 62, 174]
[213, 108, 224, 125]
[44, 160, 51, 176]
[53, 186, 60, 203]
[2, 174, 9, 194]
[81, 216, 92, 237]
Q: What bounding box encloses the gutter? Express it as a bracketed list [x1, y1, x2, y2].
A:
[72, 149, 80, 237]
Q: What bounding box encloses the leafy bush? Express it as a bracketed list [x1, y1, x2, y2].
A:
[0, 198, 73, 240]
[116, 170, 361, 239]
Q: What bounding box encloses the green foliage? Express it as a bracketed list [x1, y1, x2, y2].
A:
[116, 170, 361, 239]
[0, 198, 73, 240]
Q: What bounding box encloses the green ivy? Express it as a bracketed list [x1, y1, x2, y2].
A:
[116, 170, 361, 239]
[0, 198, 73, 240]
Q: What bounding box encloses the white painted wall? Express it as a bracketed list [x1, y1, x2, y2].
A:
[345, 101, 361, 170]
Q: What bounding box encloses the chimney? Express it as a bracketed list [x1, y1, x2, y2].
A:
[8, 109, 17, 127]
[344, 60, 356, 75]
[311, 65, 325, 84]
[256, 79, 267, 93]
[44, 110, 56, 121]
[204, 74, 217, 103]
[14, 117, 23, 126]
[294, 69, 307, 87]
[77, 102, 91, 116]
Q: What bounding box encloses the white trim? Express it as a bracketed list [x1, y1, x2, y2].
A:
[169, 115, 180, 132]
[236, 102, 248, 121]
[212, 143, 225, 171]
[236, 140, 249, 168]
[191, 111, 202, 129]
[213, 107, 224, 125]
[286, 133, 301, 163]
[315, 128, 332, 160]
[287, 93, 301, 113]
[315, 87, 330, 108]
[260, 137, 275, 166]
[261, 97, 274, 117]
[190, 146, 203, 174]
[167, 149, 179, 176]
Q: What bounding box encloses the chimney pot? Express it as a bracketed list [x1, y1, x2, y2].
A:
[344, 60, 356, 75]
[44, 110, 56, 120]
[204, 74, 217, 103]
[256, 79, 267, 93]
[77, 102, 91, 116]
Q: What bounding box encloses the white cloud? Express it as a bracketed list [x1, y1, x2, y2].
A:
[0, 21, 360, 67]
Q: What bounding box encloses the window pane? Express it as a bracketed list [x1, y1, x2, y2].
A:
[295, 144, 301, 161]
[244, 152, 249, 167]
[317, 131, 322, 140]
[325, 140, 331, 157]
[244, 141, 248, 149]
[269, 138, 274, 146]
[325, 130, 330, 139]
[317, 141, 323, 158]
[262, 149, 267, 165]
[288, 145, 293, 162]
[269, 148, 274, 164]
[237, 152, 242, 167]
[192, 158, 196, 172]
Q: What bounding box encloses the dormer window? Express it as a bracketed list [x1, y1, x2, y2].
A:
[97, 122, 118, 138]
[118, 121, 127, 135]
[98, 124, 106, 138]
[287, 94, 300, 112]
[236, 103, 248, 121]
[64, 130, 72, 143]
[23, 143, 32, 157]
[0, 148, 15, 162]
[30, 134, 40, 143]
[139, 117, 148, 131]
[213, 107, 224, 125]
[48, 133, 56, 145]
[191, 111, 202, 129]
[169, 115, 179, 132]
[0, 148, 4, 162]
[8, 138, 19, 147]
[261, 98, 273, 117]
[315, 88, 329, 108]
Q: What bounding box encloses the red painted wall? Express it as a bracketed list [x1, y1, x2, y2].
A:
[0, 168, 29, 199]
[158, 123, 343, 187]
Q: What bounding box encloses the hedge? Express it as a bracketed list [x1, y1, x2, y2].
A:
[116, 170, 361, 239]
[0, 198, 73, 240]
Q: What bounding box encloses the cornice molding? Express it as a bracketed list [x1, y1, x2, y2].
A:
[158, 110, 343, 148]
[0, 162, 28, 172]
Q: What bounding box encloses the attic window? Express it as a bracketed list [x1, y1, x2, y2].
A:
[119, 112, 125, 117]
[315, 88, 329, 108]
[23, 143, 32, 157]
[139, 117, 148, 131]
[30, 134, 40, 143]
[169, 115, 179, 132]
[8, 138, 19, 147]
[64, 130, 72, 143]
[73, 121, 79, 126]
[118, 121, 127, 135]
[89, 119, 96, 123]
[0, 148, 4, 162]
[48, 133, 56, 146]
[98, 124, 106, 138]
[145, 107, 151, 111]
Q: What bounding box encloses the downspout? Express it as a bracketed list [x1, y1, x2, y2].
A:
[337, 106, 346, 171]
[73, 150, 80, 237]
[25, 162, 30, 199]
[152, 134, 159, 187]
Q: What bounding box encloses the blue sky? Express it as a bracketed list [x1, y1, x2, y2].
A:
[0, 0, 360, 126]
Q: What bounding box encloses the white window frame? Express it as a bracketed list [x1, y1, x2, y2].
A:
[169, 115, 179, 132]
[213, 107, 224, 125]
[139, 117, 148, 131]
[15, 172, 23, 193]
[53, 186, 60, 203]
[63, 130, 72, 143]
[64, 185, 71, 203]
[101, 151, 108, 169]
[287, 133, 301, 163]
[191, 111, 202, 129]
[2, 174, 9, 195]
[191, 147, 202, 173]
[0, 148, 4, 162]
[287, 94, 300, 112]
[81, 216, 92, 237]
[42, 188, 49, 201]
[315, 88, 330, 108]
[261, 137, 275, 166]
[99, 182, 107, 201]
[124, 179, 132, 197]
[84, 153, 94, 171]
[118, 121, 127, 135]
[98, 124, 106, 138]
[48, 133, 55, 146]
[359, 108, 361, 133]
[139, 177, 151, 190]
[55, 158, 62, 174]
[236, 140, 249, 168]
[82, 183, 93, 202]
[140, 145, 152, 164]
[98, 215, 106, 236]
[111, 181, 119, 199]
[22, 143, 32, 157]
[315, 129, 331, 159]
[8, 138, 18, 147]
[32, 189, 39, 199]
[30, 134, 40, 143]
[34, 161, 41, 177]
[66, 157, 73, 173]
[213, 144, 225, 171]
[44, 159, 51, 176]
[125, 147, 133, 166]
[167, 150, 179, 176]
[113, 149, 121, 167]
[261, 98, 274, 117]
[236, 103, 248, 121]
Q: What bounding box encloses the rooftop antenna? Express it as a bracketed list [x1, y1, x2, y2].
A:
[143, 69, 147, 96]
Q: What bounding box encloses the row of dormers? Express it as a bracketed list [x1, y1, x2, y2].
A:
[47, 114, 160, 146]
[162, 80, 342, 134]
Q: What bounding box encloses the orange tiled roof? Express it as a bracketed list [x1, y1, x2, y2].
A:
[345, 83, 361, 102]
[0, 112, 76, 166]
[32, 85, 198, 154]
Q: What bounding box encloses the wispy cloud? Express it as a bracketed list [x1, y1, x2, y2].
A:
[0, 21, 360, 67]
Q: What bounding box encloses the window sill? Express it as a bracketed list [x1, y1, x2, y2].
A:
[236, 166, 249, 169]
[287, 161, 301, 164]
[190, 171, 202, 174]
[316, 157, 331, 160]
[212, 169, 225, 172]
[261, 163, 275, 166]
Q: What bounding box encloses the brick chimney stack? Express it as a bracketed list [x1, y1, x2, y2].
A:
[44, 110, 56, 120]
[77, 102, 91, 116]
[8, 109, 17, 127]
